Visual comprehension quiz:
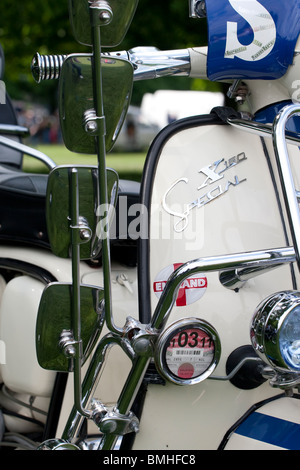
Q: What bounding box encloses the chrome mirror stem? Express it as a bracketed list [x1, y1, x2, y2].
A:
[89, 6, 123, 336]
[69, 168, 93, 419]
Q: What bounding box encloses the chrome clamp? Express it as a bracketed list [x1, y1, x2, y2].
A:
[92, 403, 139, 435]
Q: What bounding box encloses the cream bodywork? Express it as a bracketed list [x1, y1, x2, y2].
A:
[131, 122, 300, 449]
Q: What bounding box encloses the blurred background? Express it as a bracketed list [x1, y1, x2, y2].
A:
[0, 0, 225, 181]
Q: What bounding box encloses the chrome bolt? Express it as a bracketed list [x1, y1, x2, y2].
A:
[100, 419, 118, 434]
[79, 229, 91, 241]
[99, 11, 112, 23]
[133, 337, 152, 356]
[129, 421, 139, 433]
[85, 120, 98, 133]
[64, 345, 76, 357]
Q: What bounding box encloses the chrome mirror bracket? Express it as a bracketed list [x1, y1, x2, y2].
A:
[189, 0, 207, 18]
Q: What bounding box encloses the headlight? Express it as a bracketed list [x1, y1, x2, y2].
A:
[250, 291, 300, 373]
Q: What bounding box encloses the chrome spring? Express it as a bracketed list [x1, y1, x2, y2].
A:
[31, 53, 67, 83]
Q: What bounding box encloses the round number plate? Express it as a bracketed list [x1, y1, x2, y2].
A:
[154, 318, 221, 385]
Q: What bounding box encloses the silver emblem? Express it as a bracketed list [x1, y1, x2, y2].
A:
[162, 153, 247, 232]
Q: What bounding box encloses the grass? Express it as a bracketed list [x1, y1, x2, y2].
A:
[23, 143, 147, 182]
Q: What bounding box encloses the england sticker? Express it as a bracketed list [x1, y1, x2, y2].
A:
[153, 263, 207, 306]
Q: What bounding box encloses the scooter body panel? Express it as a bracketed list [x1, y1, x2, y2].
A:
[223, 396, 300, 450]
[133, 116, 300, 449]
[0, 245, 137, 435]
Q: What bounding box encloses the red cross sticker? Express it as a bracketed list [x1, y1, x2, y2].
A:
[153, 263, 207, 306]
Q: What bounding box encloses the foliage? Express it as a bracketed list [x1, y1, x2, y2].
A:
[0, 2, 72, 101]
[0, 0, 215, 108]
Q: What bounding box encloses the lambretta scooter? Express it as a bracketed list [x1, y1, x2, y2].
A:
[1, 0, 300, 451]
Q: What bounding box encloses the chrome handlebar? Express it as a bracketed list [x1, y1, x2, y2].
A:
[120, 47, 191, 80]
[31, 53, 67, 83]
[31, 47, 200, 83]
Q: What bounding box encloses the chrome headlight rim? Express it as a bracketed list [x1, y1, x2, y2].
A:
[251, 290, 300, 373]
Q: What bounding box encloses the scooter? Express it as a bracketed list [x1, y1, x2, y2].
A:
[1, 0, 300, 451]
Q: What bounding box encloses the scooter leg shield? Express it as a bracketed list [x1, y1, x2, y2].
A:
[0, 275, 56, 397]
[133, 116, 300, 449]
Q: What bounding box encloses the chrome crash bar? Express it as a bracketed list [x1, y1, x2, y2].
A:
[228, 103, 300, 269]
[55, 94, 300, 448]
[219, 246, 295, 290]
[63, 245, 296, 449]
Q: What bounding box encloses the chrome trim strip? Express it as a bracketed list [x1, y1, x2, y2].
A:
[227, 117, 300, 147]
[0, 135, 56, 169]
[0, 124, 29, 137]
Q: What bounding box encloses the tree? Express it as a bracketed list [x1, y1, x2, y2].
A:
[0, 0, 215, 108]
